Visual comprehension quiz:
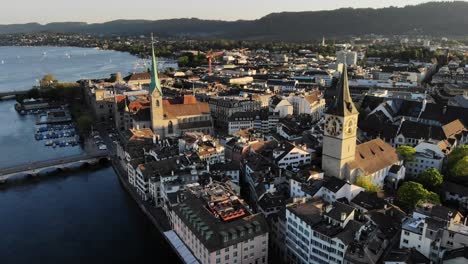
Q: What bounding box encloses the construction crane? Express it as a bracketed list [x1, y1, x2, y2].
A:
[206, 51, 224, 75]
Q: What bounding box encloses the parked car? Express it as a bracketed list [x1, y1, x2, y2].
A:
[98, 144, 107, 150]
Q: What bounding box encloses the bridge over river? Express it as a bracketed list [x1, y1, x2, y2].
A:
[0, 152, 109, 183]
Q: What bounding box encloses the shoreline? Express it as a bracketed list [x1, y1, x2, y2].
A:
[111, 159, 186, 263]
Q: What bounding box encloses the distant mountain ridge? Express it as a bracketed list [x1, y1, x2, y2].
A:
[2, 2, 468, 40]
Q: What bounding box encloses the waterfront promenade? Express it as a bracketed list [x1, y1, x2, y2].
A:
[111, 158, 199, 263]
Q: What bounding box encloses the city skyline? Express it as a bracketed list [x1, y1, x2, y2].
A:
[2, 0, 448, 24]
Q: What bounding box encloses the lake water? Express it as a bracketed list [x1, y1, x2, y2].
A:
[0, 47, 180, 264]
[0, 46, 177, 92]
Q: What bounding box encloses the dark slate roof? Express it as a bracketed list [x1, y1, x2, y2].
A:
[273, 142, 296, 163]
[322, 176, 347, 193]
[444, 181, 468, 196]
[173, 191, 269, 252]
[325, 201, 356, 222]
[383, 248, 430, 264]
[351, 192, 387, 211]
[132, 107, 151, 122]
[443, 246, 468, 262]
[398, 121, 445, 140]
[258, 193, 288, 211]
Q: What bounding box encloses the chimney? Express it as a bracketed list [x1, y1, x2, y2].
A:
[341, 212, 347, 221]
[153, 135, 156, 145]
[443, 105, 447, 115]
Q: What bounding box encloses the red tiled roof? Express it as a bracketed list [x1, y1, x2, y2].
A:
[164, 102, 210, 119]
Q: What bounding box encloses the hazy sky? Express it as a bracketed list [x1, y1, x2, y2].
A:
[2, 0, 449, 24]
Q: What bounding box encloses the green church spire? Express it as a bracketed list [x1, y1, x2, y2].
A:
[149, 34, 162, 95]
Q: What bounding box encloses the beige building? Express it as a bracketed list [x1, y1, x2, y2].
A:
[322, 65, 404, 186]
[285, 90, 326, 122]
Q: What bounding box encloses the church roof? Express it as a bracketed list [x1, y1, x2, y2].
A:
[348, 138, 401, 175]
[163, 102, 210, 119]
[326, 64, 358, 116]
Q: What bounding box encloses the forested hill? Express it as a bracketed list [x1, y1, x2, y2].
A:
[1, 2, 468, 40]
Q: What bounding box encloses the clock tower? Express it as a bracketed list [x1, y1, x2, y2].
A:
[322, 64, 359, 180]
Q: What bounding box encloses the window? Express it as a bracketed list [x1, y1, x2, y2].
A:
[403, 239, 409, 244]
[168, 121, 173, 134]
[404, 231, 410, 236]
[216, 250, 220, 255]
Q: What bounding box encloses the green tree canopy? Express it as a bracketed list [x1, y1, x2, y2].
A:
[451, 156, 468, 178]
[397, 181, 440, 209]
[40, 73, 56, 88]
[397, 145, 416, 162]
[447, 145, 468, 177]
[77, 115, 94, 136]
[356, 175, 381, 192]
[416, 168, 443, 191]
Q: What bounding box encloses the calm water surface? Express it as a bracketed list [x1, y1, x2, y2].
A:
[0, 46, 177, 92]
[0, 47, 180, 264]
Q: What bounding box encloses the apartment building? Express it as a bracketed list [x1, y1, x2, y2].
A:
[171, 183, 269, 264]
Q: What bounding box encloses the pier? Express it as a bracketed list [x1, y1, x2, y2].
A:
[0, 90, 28, 100]
[0, 152, 109, 183]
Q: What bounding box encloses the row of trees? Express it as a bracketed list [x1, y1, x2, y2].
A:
[21, 74, 94, 136]
[365, 45, 440, 62]
[177, 52, 208, 68]
[393, 144, 468, 210]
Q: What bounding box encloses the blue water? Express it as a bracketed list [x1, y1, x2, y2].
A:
[0, 46, 177, 92]
[0, 47, 180, 264]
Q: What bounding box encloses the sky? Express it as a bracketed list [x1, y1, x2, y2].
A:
[2, 0, 450, 24]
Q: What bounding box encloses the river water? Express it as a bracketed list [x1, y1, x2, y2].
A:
[0, 47, 180, 264]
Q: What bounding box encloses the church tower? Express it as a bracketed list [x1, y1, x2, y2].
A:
[149, 35, 165, 137]
[322, 64, 359, 180]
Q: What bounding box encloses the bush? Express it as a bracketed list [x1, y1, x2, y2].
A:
[356, 175, 381, 192]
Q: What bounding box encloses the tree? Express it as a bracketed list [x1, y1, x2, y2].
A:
[177, 56, 189, 67]
[448, 145, 468, 168]
[40, 73, 56, 88]
[417, 168, 443, 191]
[397, 181, 440, 209]
[451, 156, 468, 178]
[77, 115, 94, 136]
[397, 145, 416, 162]
[356, 175, 381, 192]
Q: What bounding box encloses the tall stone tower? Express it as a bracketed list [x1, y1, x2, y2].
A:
[322, 64, 359, 180]
[149, 35, 165, 138]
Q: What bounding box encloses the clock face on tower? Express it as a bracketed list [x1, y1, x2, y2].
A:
[344, 118, 356, 136]
[325, 116, 343, 137]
